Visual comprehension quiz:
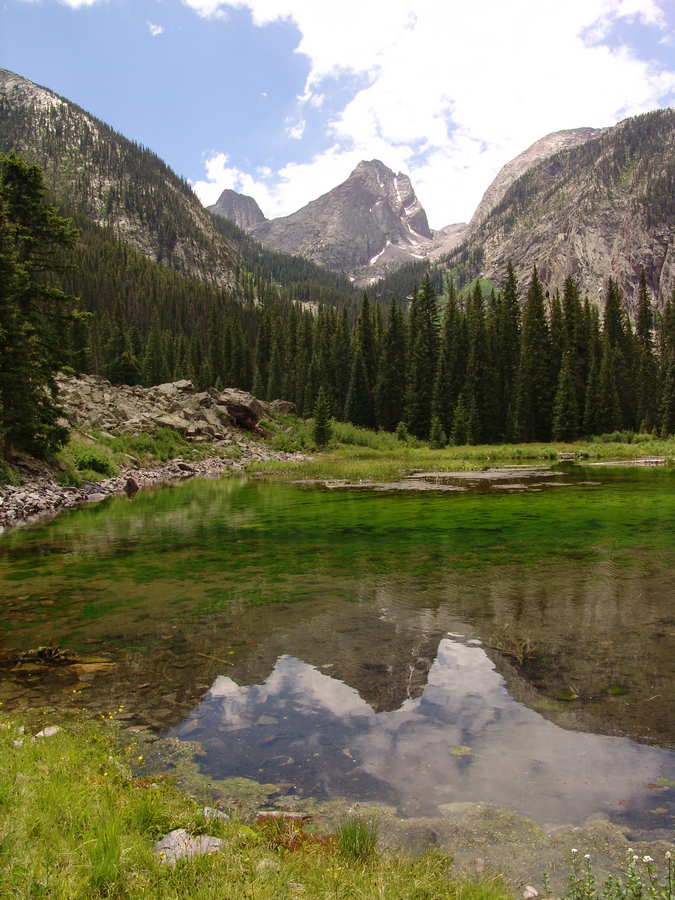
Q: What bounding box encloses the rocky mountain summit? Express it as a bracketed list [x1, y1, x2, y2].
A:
[208, 188, 266, 230]
[213, 160, 466, 283]
[0, 68, 235, 289]
[467, 127, 607, 233]
[448, 108, 675, 308]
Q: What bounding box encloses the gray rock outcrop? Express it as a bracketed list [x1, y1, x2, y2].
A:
[449, 109, 675, 309]
[248, 160, 454, 282]
[468, 127, 607, 232]
[57, 375, 269, 442]
[208, 188, 267, 230]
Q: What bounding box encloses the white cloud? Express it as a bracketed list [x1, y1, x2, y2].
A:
[190, 0, 675, 227]
[148, 21, 163, 36]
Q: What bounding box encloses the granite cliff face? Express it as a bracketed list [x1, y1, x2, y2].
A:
[208, 188, 267, 231]
[243, 160, 465, 283]
[0, 68, 236, 289]
[452, 109, 675, 309]
[468, 127, 607, 233]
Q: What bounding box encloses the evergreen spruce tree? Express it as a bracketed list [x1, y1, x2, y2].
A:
[467, 395, 480, 445]
[451, 395, 469, 446]
[405, 273, 440, 438]
[267, 333, 285, 401]
[188, 332, 204, 390]
[284, 304, 299, 402]
[332, 307, 352, 418]
[252, 309, 272, 397]
[499, 261, 521, 433]
[303, 353, 321, 418]
[635, 268, 658, 432]
[596, 336, 622, 435]
[344, 347, 374, 429]
[312, 386, 332, 447]
[109, 351, 142, 386]
[583, 359, 599, 436]
[552, 353, 579, 441]
[464, 280, 488, 443]
[549, 289, 566, 386]
[429, 415, 446, 449]
[432, 283, 459, 439]
[375, 297, 408, 431]
[659, 353, 675, 437]
[174, 333, 188, 381]
[515, 266, 553, 441]
[562, 275, 588, 417]
[70, 299, 93, 375]
[207, 308, 225, 387]
[356, 292, 377, 390]
[142, 313, 168, 387]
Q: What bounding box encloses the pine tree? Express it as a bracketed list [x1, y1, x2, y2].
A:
[596, 336, 622, 435]
[464, 280, 489, 443]
[552, 353, 579, 441]
[405, 274, 440, 438]
[0, 152, 78, 459]
[432, 283, 459, 439]
[451, 395, 469, 446]
[515, 266, 553, 441]
[312, 386, 332, 447]
[356, 292, 376, 390]
[375, 297, 408, 431]
[562, 275, 587, 417]
[635, 269, 658, 432]
[499, 262, 521, 432]
[267, 332, 285, 401]
[549, 289, 566, 386]
[660, 353, 675, 437]
[70, 299, 93, 375]
[332, 307, 352, 418]
[142, 312, 168, 387]
[344, 347, 374, 429]
[207, 308, 225, 387]
[429, 415, 446, 449]
[583, 359, 599, 436]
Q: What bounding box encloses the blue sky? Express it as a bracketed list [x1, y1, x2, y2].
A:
[1, 0, 674, 227]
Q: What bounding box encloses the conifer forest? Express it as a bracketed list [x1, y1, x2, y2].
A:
[2, 146, 675, 459]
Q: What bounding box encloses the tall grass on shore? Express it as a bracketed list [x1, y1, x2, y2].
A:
[0, 714, 511, 900]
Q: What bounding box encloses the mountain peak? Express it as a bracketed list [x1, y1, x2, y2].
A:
[208, 188, 267, 231]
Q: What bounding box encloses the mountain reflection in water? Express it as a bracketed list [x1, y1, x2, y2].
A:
[173, 639, 675, 831]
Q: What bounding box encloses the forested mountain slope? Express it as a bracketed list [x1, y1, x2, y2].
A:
[444, 109, 675, 310]
[0, 68, 236, 289]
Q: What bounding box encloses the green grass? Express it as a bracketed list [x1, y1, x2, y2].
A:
[249, 434, 675, 483]
[0, 714, 512, 900]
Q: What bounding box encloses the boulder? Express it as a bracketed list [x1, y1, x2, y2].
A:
[269, 399, 297, 415]
[153, 829, 224, 867]
[217, 390, 266, 432]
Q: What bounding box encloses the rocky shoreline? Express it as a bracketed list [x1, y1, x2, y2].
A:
[0, 447, 307, 532]
[0, 374, 310, 532]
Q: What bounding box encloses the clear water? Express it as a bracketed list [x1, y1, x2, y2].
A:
[1, 467, 674, 835]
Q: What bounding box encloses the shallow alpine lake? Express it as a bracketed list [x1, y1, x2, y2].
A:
[1, 465, 675, 838]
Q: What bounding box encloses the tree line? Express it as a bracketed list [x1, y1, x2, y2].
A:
[4, 150, 675, 464]
[76, 258, 675, 446]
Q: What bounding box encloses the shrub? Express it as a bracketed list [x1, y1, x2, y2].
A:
[72, 446, 118, 477]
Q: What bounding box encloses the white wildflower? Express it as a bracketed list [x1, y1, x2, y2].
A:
[643, 856, 654, 864]
[572, 848, 578, 854]
[585, 854, 591, 860]
[666, 851, 672, 860]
